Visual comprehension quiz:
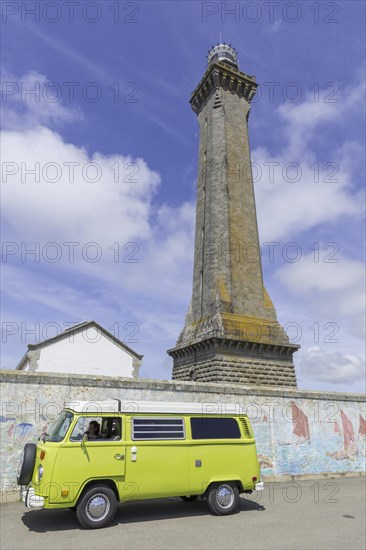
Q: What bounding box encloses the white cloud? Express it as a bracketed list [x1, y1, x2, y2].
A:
[276, 253, 364, 294]
[90, 198, 196, 304]
[274, 253, 365, 349]
[276, 67, 365, 159]
[1, 126, 161, 245]
[300, 347, 365, 385]
[253, 67, 365, 242]
[1, 71, 82, 130]
[253, 146, 363, 242]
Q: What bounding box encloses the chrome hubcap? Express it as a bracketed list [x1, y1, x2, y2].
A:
[216, 485, 234, 509]
[86, 494, 110, 521]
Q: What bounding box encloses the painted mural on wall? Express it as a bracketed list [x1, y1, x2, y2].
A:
[1, 378, 365, 498]
[253, 400, 366, 476]
[253, 400, 366, 477]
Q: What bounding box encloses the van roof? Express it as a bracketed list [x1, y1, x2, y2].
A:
[64, 400, 248, 416]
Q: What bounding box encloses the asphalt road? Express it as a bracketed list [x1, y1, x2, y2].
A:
[1, 478, 365, 550]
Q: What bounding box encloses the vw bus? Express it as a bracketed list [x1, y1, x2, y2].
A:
[17, 400, 263, 528]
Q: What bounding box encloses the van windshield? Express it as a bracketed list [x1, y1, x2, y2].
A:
[44, 411, 74, 442]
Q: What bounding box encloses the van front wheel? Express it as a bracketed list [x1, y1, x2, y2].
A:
[76, 485, 117, 529]
[207, 482, 239, 515]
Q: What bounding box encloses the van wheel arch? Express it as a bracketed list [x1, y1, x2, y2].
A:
[77, 479, 119, 503]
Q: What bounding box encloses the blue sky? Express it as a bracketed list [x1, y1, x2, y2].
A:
[1, 0, 365, 393]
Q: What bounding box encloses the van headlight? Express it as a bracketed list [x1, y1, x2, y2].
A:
[37, 465, 44, 482]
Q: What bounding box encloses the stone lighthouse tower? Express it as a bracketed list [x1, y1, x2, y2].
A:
[168, 43, 299, 387]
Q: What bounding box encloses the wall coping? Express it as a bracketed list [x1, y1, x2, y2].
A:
[1, 370, 365, 402]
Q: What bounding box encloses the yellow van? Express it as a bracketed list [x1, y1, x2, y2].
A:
[17, 400, 263, 528]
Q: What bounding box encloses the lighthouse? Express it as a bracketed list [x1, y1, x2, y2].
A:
[168, 44, 299, 387]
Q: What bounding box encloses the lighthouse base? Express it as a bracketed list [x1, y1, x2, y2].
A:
[168, 337, 298, 387]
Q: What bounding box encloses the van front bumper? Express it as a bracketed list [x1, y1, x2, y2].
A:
[22, 487, 45, 509]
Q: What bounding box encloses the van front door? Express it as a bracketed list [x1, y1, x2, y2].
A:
[52, 416, 126, 504]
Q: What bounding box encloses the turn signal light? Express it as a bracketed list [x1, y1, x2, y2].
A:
[40, 451, 45, 460]
[61, 490, 69, 497]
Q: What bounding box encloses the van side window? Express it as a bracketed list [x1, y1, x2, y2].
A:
[70, 417, 122, 441]
[70, 417, 103, 441]
[190, 417, 241, 439]
[132, 417, 185, 440]
[101, 418, 122, 440]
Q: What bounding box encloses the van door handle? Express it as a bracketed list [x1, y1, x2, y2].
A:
[114, 454, 125, 460]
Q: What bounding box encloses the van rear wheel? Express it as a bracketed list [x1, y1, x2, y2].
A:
[76, 485, 117, 529]
[207, 482, 239, 515]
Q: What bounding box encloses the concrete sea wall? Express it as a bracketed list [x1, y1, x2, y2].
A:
[1, 370, 365, 501]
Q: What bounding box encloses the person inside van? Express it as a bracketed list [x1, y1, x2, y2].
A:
[86, 421, 101, 440]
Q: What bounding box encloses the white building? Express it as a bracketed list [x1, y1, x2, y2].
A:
[16, 321, 142, 378]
